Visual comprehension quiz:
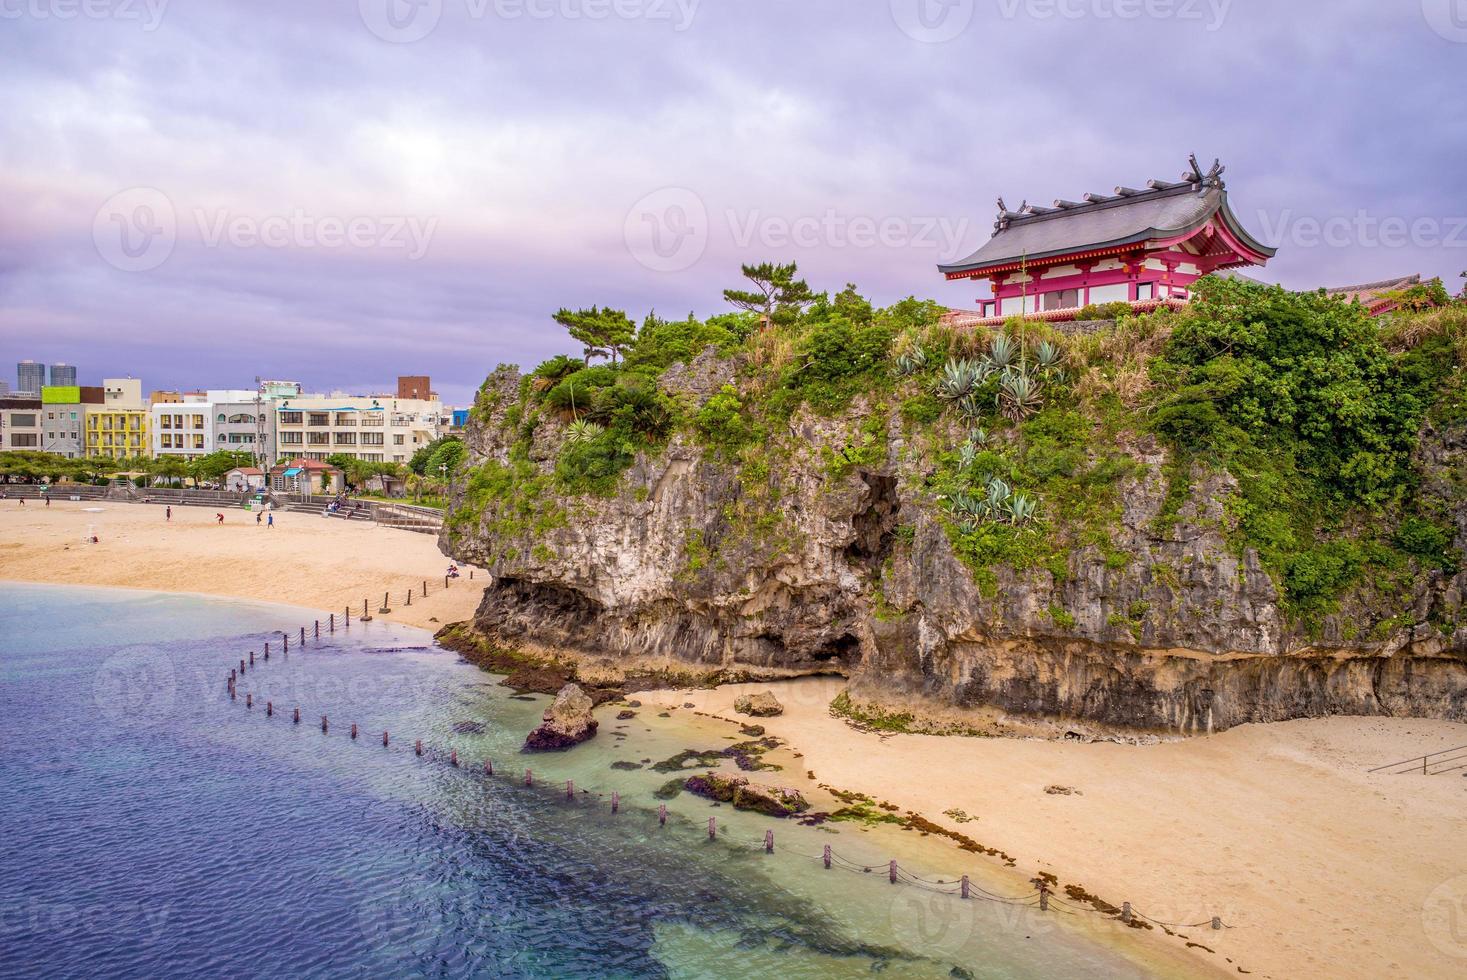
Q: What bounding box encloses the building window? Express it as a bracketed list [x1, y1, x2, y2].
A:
[280, 431, 303, 445]
[1136, 281, 1155, 301]
[1041, 289, 1079, 311]
[334, 413, 356, 426]
[308, 413, 329, 427]
[307, 432, 330, 445]
[361, 432, 384, 446]
[334, 432, 356, 445]
[393, 434, 405, 445]
[361, 414, 384, 427]
[11, 434, 38, 447]
[10, 414, 35, 426]
[279, 411, 302, 425]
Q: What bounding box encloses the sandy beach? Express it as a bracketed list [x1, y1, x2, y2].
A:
[0, 497, 483, 632]
[4, 498, 1465, 978]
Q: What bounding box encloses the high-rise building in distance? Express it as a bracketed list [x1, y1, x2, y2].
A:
[17, 360, 44, 395]
[50, 363, 77, 387]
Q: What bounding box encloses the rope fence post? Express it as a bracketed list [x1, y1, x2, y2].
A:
[249, 650, 254, 666]
[300, 626, 305, 645]
[764, 830, 774, 854]
[415, 739, 423, 757]
[484, 759, 493, 776]
[1121, 902, 1132, 925]
[1211, 916, 1222, 930]
[658, 804, 667, 827]
[351, 723, 358, 740]
[566, 780, 574, 800]
[379, 592, 391, 614]
[450, 750, 458, 767]
[889, 860, 897, 884]
[961, 875, 970, 899]
[611, 791, 619, 813]
[246, 693, 252, 709]
[314, 620, 320, 638]
[1038, 884, 1049, 912]
[406, 588, 412, 607]
[708, 817, 716, 840]
[293, 707, 300, 725]
[266, 701, 273, 717]
[321, 715, 328, 733]
[362, 598, 372, 622]
[283, 633, 288, 652]
[329, 613, 335, 633]
[823, 845, 831, 869]
[382, 730, 389, 747]
[525, 769, 533, 787]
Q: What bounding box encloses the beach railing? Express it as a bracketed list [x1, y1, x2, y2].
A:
[1367, 744, 1467, 776]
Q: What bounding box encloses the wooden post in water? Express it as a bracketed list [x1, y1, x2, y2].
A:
[266, 701, 273, 717]
[229, 683, 236, 701]
[415, 739, 423, 757]
[611, 791, 619, 813]
[321, 715, 328, 733]
[263, 645, 269, 662]
[566, 780, 574, 799]
[362, 598, 372, 622]
[329, 613, 335, 633]
[708, 817, 716, 840]
[344, 606, 350, 630]
[240, 658, 246, 675]
[249, 650, 255, 666]
[484, 759, 493, 775]
[1038, 884, 1049, 912]
[283, 633, 288, 652]
[379, 592, 391, 614]
[315, 620, 320, 638]
[422, 579, 427, 596]
[823, 845, 831, 869]
[293, 707, 300, 725]
[658, 804, 667, 826]
[961, 876, 970, 900]
[246, 693, 252, 709]
[351, 723, 358, 740]
[300, 626, 305, 645]
[764, 830, 774, 854]
[382, 731, 389, 747]
[406, 589, 412, 607]
[525, 769, 533, 787]
[889, 860, 897, 884]
[450, 750, 458, 767]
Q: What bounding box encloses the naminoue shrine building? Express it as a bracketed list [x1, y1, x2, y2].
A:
[939, 156, 1277, 325]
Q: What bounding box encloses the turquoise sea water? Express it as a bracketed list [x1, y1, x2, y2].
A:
[0, 583, 1157, 978]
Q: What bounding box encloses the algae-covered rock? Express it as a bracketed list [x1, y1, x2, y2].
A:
[683, 771, 808, 817]
[734, 691, 783, 717]
[523, 684, 598, 751]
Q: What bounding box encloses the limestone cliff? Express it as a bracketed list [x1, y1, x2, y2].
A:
[440, 346, 1467, 737]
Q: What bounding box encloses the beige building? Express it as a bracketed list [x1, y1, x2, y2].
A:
[274, 393, 446, 465]
[86, 378, 149, 459]
[1, 396, 43, 450]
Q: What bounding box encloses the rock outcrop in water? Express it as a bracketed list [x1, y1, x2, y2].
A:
[734, 691, 784, 717]
[524, 683, 598, 751]
[684, 771, 809, 817]
[442, 294, 1467, 736]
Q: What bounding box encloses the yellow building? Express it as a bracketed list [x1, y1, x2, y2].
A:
[85, 408, 150, 459]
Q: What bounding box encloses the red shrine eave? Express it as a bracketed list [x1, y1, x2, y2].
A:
[938, 156, 1277, 322]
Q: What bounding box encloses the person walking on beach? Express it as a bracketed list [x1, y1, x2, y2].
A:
[257, 511, 263, 526]
[216, 512, 224, 524]
[166, 505, 172, 521]
[267, 513, 274, 528]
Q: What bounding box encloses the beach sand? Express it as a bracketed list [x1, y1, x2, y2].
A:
[0, 497, 482, 632]
[5, 497, 1466, 978]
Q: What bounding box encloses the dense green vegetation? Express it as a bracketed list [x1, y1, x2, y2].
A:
[450, 262, 1466, 634]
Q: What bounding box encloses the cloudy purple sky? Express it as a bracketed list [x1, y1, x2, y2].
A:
[2, 0, 1464, 406]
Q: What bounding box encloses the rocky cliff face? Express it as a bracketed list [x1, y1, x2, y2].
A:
[442, 355, 1467, 736]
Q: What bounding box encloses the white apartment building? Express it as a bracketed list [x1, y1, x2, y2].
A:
[273, 393, 446, 465]
[150, 389, 266, 461]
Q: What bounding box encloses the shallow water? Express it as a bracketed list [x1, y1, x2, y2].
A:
[0, 583, 1155, 978]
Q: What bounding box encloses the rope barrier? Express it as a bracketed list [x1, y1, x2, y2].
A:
[221, 617, 1239, 936]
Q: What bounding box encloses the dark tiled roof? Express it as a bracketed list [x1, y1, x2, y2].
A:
[939, 158, 1276, 277]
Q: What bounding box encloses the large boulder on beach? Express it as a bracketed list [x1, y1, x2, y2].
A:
[733, 691, 783, 717]
[684, 771, 808, 817]
[524, 684, 598, 751]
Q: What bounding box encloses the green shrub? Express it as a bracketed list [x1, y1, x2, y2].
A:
[693, 385, 752, 457]
[543, 366, 619, 413]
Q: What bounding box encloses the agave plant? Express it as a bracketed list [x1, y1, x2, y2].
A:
[1034, 339, 1063, 372]
[984, 476, 1012, 514]
[1005, 491, 1038, 525]
[998, 371, 1044, 421]
[987, 333, 1018, 369]
[957, 441, 979, 471]
[936, 358, 983, 401]
[956, 391, 987, 423]
[968, 428, 989, 448]
[564, 418, 605, 445]
[894, 347, 929, 377]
